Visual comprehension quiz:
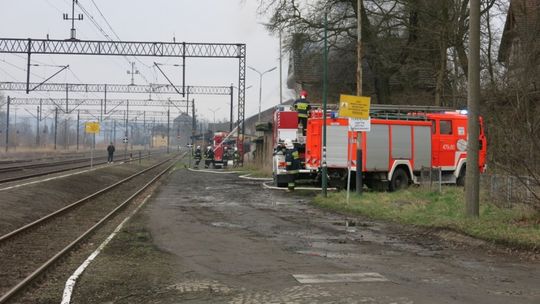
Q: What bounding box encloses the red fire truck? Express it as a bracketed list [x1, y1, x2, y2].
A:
[212, 131, 233, 168]
[272, 105, 487, 190]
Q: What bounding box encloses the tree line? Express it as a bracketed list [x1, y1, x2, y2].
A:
[258, 0, 539, 208]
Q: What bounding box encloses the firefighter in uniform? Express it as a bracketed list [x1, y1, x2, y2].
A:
[193, 146, 202, 168]
[293, 90, 311, 135]
[232, 147, 240, 168]
[222, 146, 229, 167]
[204, 146, 215, 169]
[284, 139, 300, 190]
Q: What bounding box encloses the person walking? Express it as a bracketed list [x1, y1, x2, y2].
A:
[107, 142, 115, 163]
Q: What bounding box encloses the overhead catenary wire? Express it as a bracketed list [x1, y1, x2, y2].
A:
[0, 65, 18, 81]
[71, 1, 149, 84]
[0, 58, 46, 80]
[76, 1, 153, 83]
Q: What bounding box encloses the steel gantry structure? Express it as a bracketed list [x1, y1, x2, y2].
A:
[0, 37, 247, 159]
[0, 81, 236, 131]
[0, 81, 232, 96]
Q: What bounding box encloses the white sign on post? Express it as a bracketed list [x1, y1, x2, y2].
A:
[349, 117, 371, 132]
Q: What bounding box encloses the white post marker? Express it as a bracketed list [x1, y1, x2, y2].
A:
[346, 117, 371, 203]
[346, 131, 353, 204]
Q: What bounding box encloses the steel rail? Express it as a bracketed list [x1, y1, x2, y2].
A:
[0, 155, 110, 173]
[0, 156, 173, 243]
[0, 151, 161, 184]
[0, 155, 182, 303]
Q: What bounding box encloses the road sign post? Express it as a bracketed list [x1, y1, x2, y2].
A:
[85, 122, 100, 168]
[339, 94, 371, 202]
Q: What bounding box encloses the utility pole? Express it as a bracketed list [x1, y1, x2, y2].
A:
[279, 30, 283, 104]
[466, 0, 481, 217]
[356, 0, 364, 195]
[64, 117, 68, 150]
[38, 99, 42, 146]
[192, 99, 196, 147]
[76, 110, 80, 150]
[63, 0, 83, 40]
[54, 107, 58, 150]
[167, 102, 170, 154]
[322, 11, 329, 197]
[143, 111, 147, 151]
[125, 101, 129, 160]
[127, 62, 139, 85]
[151, 118, 155, 148]
[230, 84, 234, 131]
[36, 105, 40, 147]
[13, 108, 17, 151]
[4, 96, 10, 152]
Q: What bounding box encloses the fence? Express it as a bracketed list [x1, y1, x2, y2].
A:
[482, 174, 540, 208]
[418, 167, 443, 193]
[418, 168, 539, 208]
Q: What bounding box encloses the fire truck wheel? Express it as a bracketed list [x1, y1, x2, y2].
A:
[390, 168, 409, 192]
[273, 174, 288, 188]
[457, 166, 466, 187]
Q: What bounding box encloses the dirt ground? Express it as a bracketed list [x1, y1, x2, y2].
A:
[67, 168, 540, 304]
[0, 162, 152, 235]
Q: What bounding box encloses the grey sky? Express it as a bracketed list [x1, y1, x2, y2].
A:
[0, 0, 292, 123]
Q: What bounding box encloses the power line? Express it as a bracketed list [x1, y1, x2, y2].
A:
[44, 0, 63, 14]
[0, 65, 18, 81]
[87, 0, 155, 72]
[75, 1, 152, 84]
[89, 0, 122, 41]
[0, 58, 46, 80]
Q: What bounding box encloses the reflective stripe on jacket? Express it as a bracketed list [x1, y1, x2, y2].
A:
[295, 102, 309, 118]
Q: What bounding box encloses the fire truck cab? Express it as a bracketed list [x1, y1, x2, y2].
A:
[271, 105, 314, 187]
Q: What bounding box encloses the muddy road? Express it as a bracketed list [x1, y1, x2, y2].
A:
[71, 168, 540, 304]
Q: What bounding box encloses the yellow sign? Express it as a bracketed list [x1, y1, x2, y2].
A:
[338, 95, 371, 119]
[85, 122, 100, 134]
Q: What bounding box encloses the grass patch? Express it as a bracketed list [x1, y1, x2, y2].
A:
[314, 187, 540, 250]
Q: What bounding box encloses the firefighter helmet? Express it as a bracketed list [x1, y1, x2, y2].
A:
[284, 138, 294, 149]
[300, 90, 308, 99]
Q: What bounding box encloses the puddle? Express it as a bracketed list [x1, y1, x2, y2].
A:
[296, 250, 371, 260]
[211, 222, 246, 229]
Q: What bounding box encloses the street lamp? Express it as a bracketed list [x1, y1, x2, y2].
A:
[208, 107, 220, 132]
[248, 66, 277, 121]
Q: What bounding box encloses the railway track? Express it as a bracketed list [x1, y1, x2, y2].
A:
[0, 150, 162, 184]
[0, 154, 182, 303]
[0, 151, 93, 166]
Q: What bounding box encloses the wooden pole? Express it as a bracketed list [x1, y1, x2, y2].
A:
[466, 0, 481, 217]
